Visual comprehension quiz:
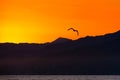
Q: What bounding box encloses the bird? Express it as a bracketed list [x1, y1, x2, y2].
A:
[68, 28, 79, 36]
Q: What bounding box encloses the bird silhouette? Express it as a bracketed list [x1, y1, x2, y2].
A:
[68, 28, 79, 36]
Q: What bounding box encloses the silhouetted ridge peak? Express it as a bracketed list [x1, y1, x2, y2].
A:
[114, 30, 120, 33]
[77, 30, 120, 40]
[74, 30, 120, 46]
[111, 30, 120, 36]
[101, 30, 120, 39]
[52, 37, 72, 44]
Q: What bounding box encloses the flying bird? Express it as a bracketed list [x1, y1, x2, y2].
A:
[68, 28, 79, 36]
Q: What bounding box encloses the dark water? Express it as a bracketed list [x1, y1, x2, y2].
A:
[0, 75, 120, 80]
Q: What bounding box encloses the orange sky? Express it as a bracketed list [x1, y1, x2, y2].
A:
[0, 0, 120, 43]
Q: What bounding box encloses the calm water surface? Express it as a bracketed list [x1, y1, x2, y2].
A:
[0, 75, 120, 80]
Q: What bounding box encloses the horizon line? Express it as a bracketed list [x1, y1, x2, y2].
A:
[0, 29, 120, 44]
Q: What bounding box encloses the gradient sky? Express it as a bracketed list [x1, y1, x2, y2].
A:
[0, 0, 120, 43]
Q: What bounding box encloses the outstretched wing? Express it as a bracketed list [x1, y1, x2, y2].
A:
[68, 28, 74, 31]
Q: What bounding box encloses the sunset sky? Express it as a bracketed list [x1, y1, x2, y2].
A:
[0, 0, 120, 43]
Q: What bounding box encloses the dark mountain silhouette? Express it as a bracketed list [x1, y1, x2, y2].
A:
[0, 30, 120, 74]
[52, 37, 72, 44]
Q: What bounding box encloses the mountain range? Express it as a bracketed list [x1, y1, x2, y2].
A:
[0, 30, 120, 74]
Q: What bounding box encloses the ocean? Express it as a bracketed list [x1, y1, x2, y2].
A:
[0, 75, 120, 80]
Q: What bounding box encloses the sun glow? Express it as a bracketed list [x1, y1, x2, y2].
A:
[1, 26, 27, 43]
[0, 0, 120, 43]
